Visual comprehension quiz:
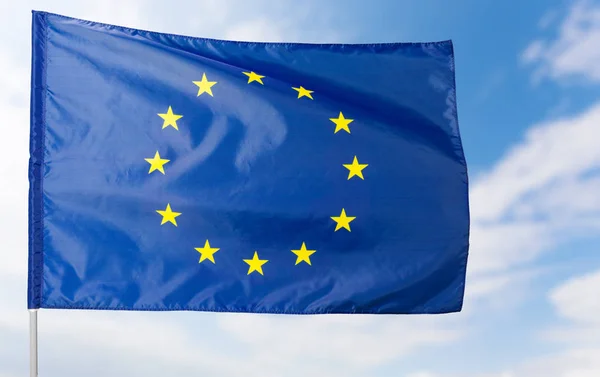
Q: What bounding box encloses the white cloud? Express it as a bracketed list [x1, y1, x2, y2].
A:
[451, 1, 600, 366]
[482, 270, 600, 377]
[455, 98, 600, 318]
[521, 0, 600, 82]
[407, 372, 439, 377]
[520, 40, 544, 63]
[217, 313, 461, 370]
[470, 102, 600, 223]
[550, 269, 600, 325]
[0, 305, 463, 377]
[538, 9, 559, 30]
[492, 350, 600, 377]
[444, 10, 600, 307]
[516, 175, 600, 220]
[224, 18, 290, 41]
[404, 270, 600, 377]
[0, 57, 29, 278]
[465, 100, 600, 294]
[540, 269, 600, 345]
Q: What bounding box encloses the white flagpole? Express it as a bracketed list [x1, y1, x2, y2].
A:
[29, 309, 38, 377]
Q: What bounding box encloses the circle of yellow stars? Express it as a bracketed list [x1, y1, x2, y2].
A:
[143, 70, 369, 276]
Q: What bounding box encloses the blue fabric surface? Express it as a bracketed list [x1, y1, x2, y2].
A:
[28, 11, 469, 314]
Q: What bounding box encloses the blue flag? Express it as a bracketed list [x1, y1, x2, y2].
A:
[28, 11, 469, 314]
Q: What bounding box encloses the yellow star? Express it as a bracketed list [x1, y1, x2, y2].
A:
[195, 240, 220, 264]
[331, 208, 356, 232]
[343, 156, 368, 180]
[193, 73, 217, 96]
[156, 203, 181, 226]
[157, 106, 183, 130]
[292, 86, 314, 99]
[243, 71, 265, 85]
[291, 242, 316, 266]
[330, 112, 353, 134]
[144, 151, 170, 174]
[243, 251, 268, 275]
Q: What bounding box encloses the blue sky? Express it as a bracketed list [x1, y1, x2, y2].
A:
[1, 0, 600, 376]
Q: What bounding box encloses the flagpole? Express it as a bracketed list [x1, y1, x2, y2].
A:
[29, 309, 38, 377]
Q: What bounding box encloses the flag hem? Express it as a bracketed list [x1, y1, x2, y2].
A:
[30, 9, 453, 48]
[34, 303, 462, 315]
[27, 11, 47, 309]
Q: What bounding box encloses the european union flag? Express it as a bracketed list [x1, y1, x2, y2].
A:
[28, 11, 469, 314]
